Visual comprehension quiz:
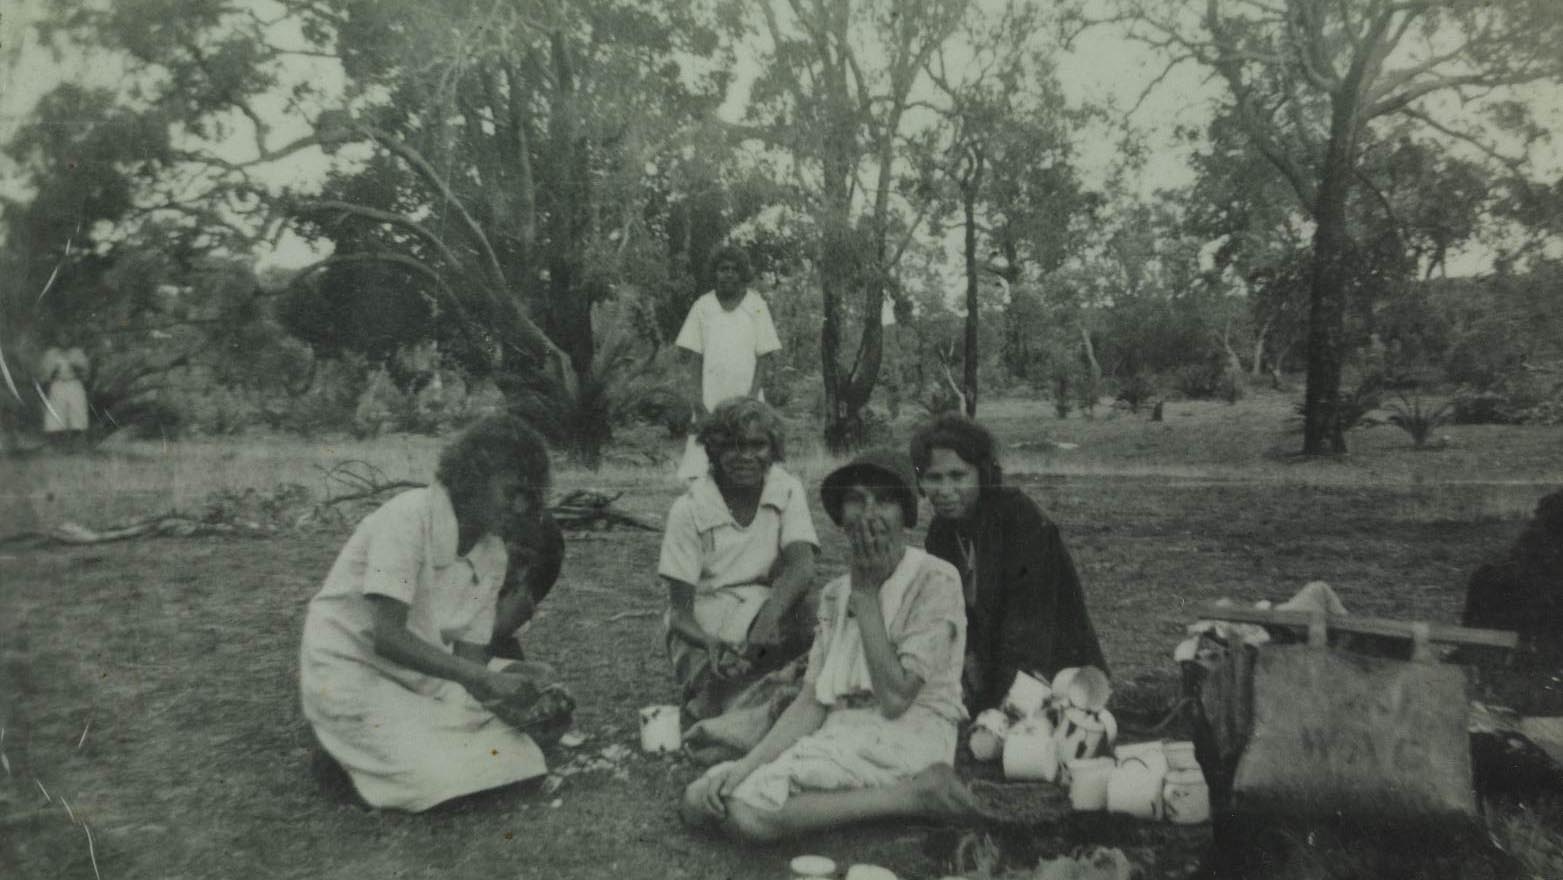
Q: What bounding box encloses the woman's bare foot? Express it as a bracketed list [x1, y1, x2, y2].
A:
[909, 763, 982, 819]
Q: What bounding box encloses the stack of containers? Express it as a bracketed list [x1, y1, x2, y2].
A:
[966, 666, 1209, 824]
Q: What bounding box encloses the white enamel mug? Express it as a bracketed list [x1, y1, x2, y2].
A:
[1067, 757, 1115, 812]
[1002, 716, 1059, 782]
[1107, 743, 1167, 820]
[1163, 768, 1211, 824]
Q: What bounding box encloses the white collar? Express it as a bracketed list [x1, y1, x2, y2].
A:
[686, 465, 792, 532]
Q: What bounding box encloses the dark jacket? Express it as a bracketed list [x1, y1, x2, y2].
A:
[924, 485, 1106, 713]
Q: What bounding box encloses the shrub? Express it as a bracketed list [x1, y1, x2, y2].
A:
[1174, 363, 1225, 399]
[259, 354, 370, 438]
[1114, 372, 1157, 413]
[83, 358, 188, 442]
[1337, 373, 1385, 431]
[182, 386, 257, 436]
[857, 407, 894, 448]
[1450, 390, 1514, 425]
[1384, 393, 1453, 448]
[1074, 372, 1103, 418]
[1450, 375, 1563, 426]
[1289, 373, 1384, 434]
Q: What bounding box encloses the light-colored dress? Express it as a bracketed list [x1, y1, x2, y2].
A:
[721, 548, 968, 811]
[299, 484, 546, 812]
[674, 289, 782, 480]
[40, 346, 89, 433]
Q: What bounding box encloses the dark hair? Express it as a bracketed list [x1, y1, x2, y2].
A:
[909, 413, 1003, 489]
[436, 414, 551, 526]
[706, 244, 753, 284]
[505, 510, 565, 603]
[696, 397, 786, 471]
[819, 450, 920, 529]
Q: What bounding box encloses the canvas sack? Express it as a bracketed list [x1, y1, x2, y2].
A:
[1230, 644, 1475, 822]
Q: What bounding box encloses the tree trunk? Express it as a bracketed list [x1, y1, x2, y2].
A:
[1080, 325, 1101, 387]
[1271, 341, 1293, 390]
[819, 171, 855, 452]
[1302, 96, 1360, 455]
[997, 237, 1026, 379]
[961, 153, 983, 417]
[839, 242, 887, 448]
[1218, 317, 1244, 376]
[543, 31, 602, 465]
[1251, 316, 1272, 378]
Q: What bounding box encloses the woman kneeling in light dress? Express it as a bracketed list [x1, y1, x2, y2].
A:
[300, 415, 564, 812]
[680, 451, 979, 841]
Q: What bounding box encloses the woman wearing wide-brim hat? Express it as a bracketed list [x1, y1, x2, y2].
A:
[680, 450, 980, 841]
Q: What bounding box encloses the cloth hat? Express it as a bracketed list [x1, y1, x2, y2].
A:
[819, 449, 919, 528]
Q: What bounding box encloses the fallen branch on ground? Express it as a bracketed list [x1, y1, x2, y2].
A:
[0, 516, 274, 547]
[550, 489, 661, 532]
[1, 482, 661, 549]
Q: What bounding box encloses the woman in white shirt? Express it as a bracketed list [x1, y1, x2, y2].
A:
[680, 451, 980, 841]
[299, 416, 568, 811]
[660, 398, 819, 726]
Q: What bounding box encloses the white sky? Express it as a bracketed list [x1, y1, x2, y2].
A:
[1, 0, 1558, 276]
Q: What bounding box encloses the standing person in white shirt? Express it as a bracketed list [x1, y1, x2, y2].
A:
[674, 245, 782, 481]
[39, 331, 92, 452]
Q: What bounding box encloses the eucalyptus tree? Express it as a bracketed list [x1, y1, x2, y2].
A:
[920, 0, 1096, 415]
[743, 0, 969, 450]
[20, 0, 737, 462]
[1116, 0, 1563, 453]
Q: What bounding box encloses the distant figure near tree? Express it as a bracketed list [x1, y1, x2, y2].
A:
[39, 335, 90, 450]
[674, 245, 782, 481]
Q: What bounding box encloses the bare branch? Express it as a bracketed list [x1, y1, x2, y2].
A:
[292, 199, 477, 281]
[1392, 106, 1528, 172]
[1128, 52, 1195, 117]
[1365, 68, 1557, 120]
[356, 123, 510, 291]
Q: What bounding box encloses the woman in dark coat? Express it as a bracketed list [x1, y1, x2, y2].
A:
[910, 414, 1106, 714]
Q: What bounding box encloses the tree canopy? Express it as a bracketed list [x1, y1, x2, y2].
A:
[1116, 0, 1563, 452]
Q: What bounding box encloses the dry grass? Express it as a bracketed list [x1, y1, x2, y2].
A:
[1, 389, 1560, 878]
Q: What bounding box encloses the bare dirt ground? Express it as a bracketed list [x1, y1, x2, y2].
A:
[2, 392, 1560, 878]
